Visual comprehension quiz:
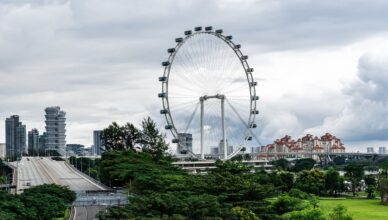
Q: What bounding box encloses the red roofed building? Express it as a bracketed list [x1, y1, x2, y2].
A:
[260, 133, 346, 156]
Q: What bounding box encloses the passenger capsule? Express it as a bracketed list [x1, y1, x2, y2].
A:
[184, 30, 192, 35]
[175, 38, 183, 43]
[247, 68, 254, 72]
[215, 29, 223, 34]
[172, 139, 179, 143]
[249, 123, 257, 128]
[205, 26, 213, 31]
[235, 44, 241, 49]
[167, 48, 175, 53]
[159, 76, 167, 82]
[162, 61, 170, 66]
[165, 125, 173, 129]
[194, 26, 202, 31]
[160, 109, 169, 114]
[250, 82, 257, 86]
[158, 93, 166, 98]
[241, 55, 248, 60]
[225, 35, 232, 40]
[252, 110, 259, 114]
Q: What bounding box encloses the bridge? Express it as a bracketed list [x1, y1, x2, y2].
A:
[12, 157, 105, 193]
[9, 157, 128, 220]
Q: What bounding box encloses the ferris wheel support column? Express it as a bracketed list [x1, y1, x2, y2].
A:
[200, 98, 205, 159]
[221, 96, 227, 160]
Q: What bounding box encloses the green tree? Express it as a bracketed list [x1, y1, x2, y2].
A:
[22, 184, 76, 204]
[344, 163, 364, 196]
[20, 193, 66, 220]
[325, 167, 342, 196]
[328, 205, 353, 220]
[292, 158, 316, 172]
[271, 195, 309, 215]
[232, 207, 260, 220]
[140, 116, 169, 161]
[281, 208, 325, 220]
[295, 169, 325, 195]
[102, 122, 142, 151]
[273, 158, 290, 170]
[278, 171, 295, 192]
[364, 175, 376, 199]
[378, 178, 388, 205]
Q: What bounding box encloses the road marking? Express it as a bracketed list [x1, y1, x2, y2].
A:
[72, 207, 77, 220]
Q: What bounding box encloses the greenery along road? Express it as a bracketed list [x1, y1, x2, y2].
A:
[0, 184, 76, 220]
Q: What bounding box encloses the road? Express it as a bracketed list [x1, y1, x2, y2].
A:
[15, 157, 105, 194]
[72, 206, 106, 220]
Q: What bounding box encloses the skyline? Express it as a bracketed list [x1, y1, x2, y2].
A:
[1, 0, 388, 151]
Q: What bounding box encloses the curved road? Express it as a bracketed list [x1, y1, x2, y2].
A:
[72, 206, 105, 220]
[15, 157, 105, 193]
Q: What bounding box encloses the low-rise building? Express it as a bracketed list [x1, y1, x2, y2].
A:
[260, 133, 346, 156]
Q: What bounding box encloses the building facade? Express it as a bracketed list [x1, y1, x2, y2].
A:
[28, 128, 39, 156]
[38, 132, 47, 155]
[379, 147, 386, 155]
[367, 147, 375, 153]
[93, 130, 105, 155]
[45, 107, 66, 155]
[260, 133, 346, 157]
[177, 133, 193, 154]
[5, 115, 26, 159]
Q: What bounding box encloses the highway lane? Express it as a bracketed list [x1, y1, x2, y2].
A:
[15, 157, 105, 193]
[73, 206, 106, 220]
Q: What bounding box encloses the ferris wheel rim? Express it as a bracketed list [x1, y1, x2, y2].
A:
[159, 27, 258, 159]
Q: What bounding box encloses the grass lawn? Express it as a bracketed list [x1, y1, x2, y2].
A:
[320, 198, 388, 220]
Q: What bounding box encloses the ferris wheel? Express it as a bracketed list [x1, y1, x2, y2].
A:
[158, 26, 260, 160]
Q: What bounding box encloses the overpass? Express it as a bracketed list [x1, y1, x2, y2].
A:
[13, 157, 106, 194]
[10, 157, 128, 220]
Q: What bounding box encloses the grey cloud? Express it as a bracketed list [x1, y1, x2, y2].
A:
[307, 52, 388, 142]
[1, 0, 388, 146]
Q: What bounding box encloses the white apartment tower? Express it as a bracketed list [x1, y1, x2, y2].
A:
[45, 107, 66, 155]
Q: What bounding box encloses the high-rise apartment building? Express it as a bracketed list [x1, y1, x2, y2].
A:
[5, 115, 26, 159]
[28, 129, 39, 156]
[379, 147, 386, 155]
[93, 130, 105, 155]
[45, 107, 66, 155]
[38, 132, 48, 155]
[5, 115, 26, 158]
[367, 147, 374, 153]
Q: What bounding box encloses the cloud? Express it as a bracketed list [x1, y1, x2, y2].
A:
[306, 51, 388, 143]
[1, 0, 388, 150]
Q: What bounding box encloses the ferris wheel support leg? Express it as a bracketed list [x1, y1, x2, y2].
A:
[200, 99, 204, 159]
[221, 98, 227, 160]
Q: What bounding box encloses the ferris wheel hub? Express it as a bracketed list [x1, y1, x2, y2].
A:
[199, 94, 225, 101]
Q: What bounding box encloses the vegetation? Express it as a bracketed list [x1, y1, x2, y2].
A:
[102, 117, 169, 161]
[0, 184, 76, 220]
[320, 199, 388, 220]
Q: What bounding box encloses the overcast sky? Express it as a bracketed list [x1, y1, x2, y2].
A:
[1, 0, 388, 152]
